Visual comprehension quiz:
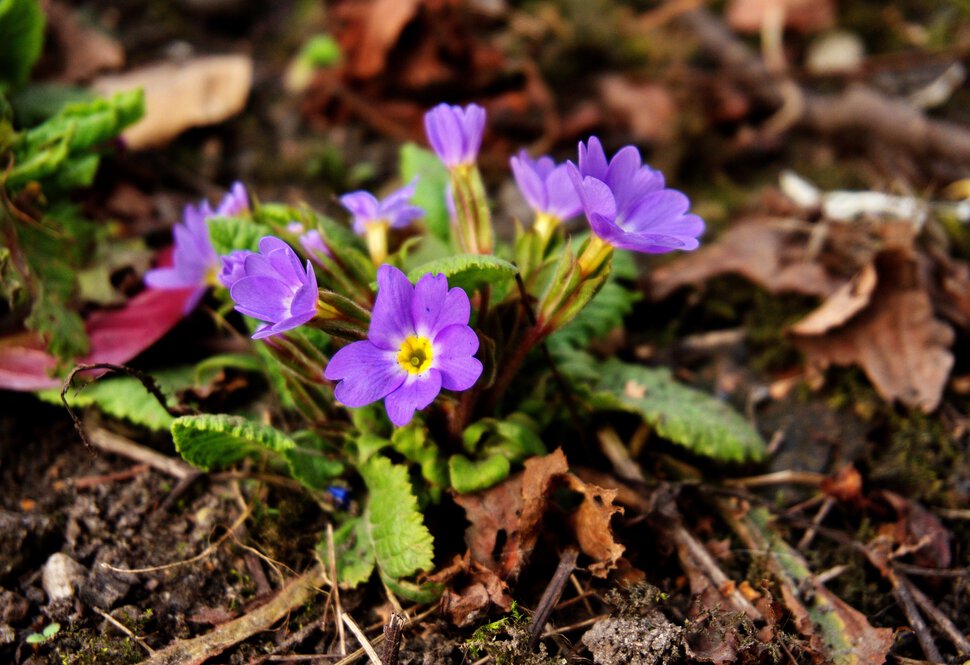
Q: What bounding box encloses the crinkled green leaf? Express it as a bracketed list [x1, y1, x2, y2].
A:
[172, 414, 296, 471]
[449, 454, 511, 494]
[9, 83, 95, 126]
[587, 359, 766, 462]
[392, 424, 448, 494]
[407, 253, 516, 293]
[359, 455, 434, 580]
[400, 143, 451, 243]
[38, 366, 194, 431]
[207, 215, 263, 255]
[463, 414, 546, 461]
[0, 0, 45, 92]
[379, 571, 442, 604]
[284, 446, 345, 490]
[332, 517, 376, 588]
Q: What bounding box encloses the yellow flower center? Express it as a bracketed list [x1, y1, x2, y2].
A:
[397, 336, 433, 374]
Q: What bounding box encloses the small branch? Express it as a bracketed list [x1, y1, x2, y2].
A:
[896, 567, 970, 655]
[380, 613, 406, 665]
[93, 606, 155, 656]
[341, 614, 382, 665]
[527, 547, 579, 652]
[87, 427, 195, 480]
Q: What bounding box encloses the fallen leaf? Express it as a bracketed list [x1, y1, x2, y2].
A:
[878, 491, 951, 569]
[563, 475, 625, 578]
[790, 263, 877, 335]
[429, 553, 513, 627]
[726, 0, 835, 35]
[93, 55, 253, 149]
[454, 449, 625, 580]
[650, 218, 844, 301]
[793, 248, 954, 412]
[598, 75, 676, 143]
[821, 464, 864, 503]
[347, 0, 421, 79]
[46, 2, 124, 83]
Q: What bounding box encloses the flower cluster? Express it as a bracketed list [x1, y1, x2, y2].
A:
[184, 103, 705, 429]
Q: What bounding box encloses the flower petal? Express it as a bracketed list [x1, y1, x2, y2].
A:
[230, 276, 292, 321]
[437, 355, 482, 392]
[544, 164, 583, 219]
[326, 341, 406, 407]
[369, 264, 415, 350]
[510, 152, 547, 212]
[384, 369, 442, 426]
[144, 266, 195, 290]
[425, 105, 465, 167]
[433, 324, 479, 358]
[339, 191, 380, 222]
[578, 136, 608, 180]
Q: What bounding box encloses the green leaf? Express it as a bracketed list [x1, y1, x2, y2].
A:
[172, 414, 296, 471]
[9, 83, 95, 126]
[587, 359, 766, 462]
[0, 0, 45, 92]
[463, 414, 546, 461]
[332, 517, 376, 587]
[285, 431, 345, 490]
[407, 254, 516, 293]
[449, 454, 511, 494]
[38, 367, 194, 431]
[193, 352, 264, 386]
[391, 424, 448, 500]
[400, 143, 451, 243]
[207, 215, 264, 255]
[359, 455, 434, 580]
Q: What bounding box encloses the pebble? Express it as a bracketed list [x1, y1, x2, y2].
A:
[42, 553, 87, 603]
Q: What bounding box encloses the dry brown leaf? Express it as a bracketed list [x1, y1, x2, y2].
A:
[454, 449, 625, 580]
[430, 554, 513, 626]
[790, 263, 877, 335]
[793, 249, 954, 412]
[348, 0, 421, 79]
[47, 2, 124, 83]
[93, 55, 253, 149]
[598, 75, 676, 143]
[650, 218, 843, 301]
[725, 0, 835, 35]
[821, 464, 863, 503]
[879, 491, 951, 569]
[563, 475, 625, 578]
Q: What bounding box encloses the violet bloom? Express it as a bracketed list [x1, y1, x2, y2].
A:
[567, 137, 704, 254]
[287, 222, 331, 264]
[510, 150, 582, 221]
[144, 201, 219, 312]
[229, 236, 319, 339]
[145, 183, 252, 312]
[424, 103, 486, 169]
[216, 182, 250, 216]
[339, 181, 423, 234]
[324, 265, 482, 427]
[219, 250, 253, 290]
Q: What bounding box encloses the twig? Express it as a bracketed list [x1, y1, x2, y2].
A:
[527, 547, 579, 652]
[62, 362, 195, 450]
[93, 606, 155, 655]
[341, 614, 382, 665]
[540, 613, 610, 638]
[797, 496, 835, 550]
[896, 567, 970, 655]
[139, 562, 329, 665]
[73, 464, 150, 489]
[86, 427, 195, 480]
[380, 613, 406, 665]
[329, 606, 437, 665]
[324, 524, 346, 655]
[725, 470, 826, 488]
[886, 570, 943, 663]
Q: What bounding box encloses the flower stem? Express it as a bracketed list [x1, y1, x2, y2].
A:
[577, 234, 613, 277]
[450, 165, 493, 254]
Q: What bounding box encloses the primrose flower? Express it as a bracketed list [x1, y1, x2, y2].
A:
[567, 137, 704, 255]
[145, 183, 252, 312]
[510, 150, 582, 221]
[324, 265, 482, 427]
[144, 201, 219, 312]
[339, 181, 423, 235]
[219, 250, 253, 290]
[229, 236, 319, 339]
[287, 222, 331, 265]
[424, 103, 486, 169]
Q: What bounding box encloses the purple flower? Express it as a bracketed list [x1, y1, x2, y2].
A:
[216, 182, 250, 216]
[144, 201, 219, 312]
[510, 150, 582, 220]
[287, 222, 331, 264]
[567, 137, 704, 254]
[145, 182, 252, 312]
[219, 250, 253, 289]
[324, 265, 482, 427]
[229, 236, 319, 339]
[339, 181, 423, 234]
[424, 103, 486, 168]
